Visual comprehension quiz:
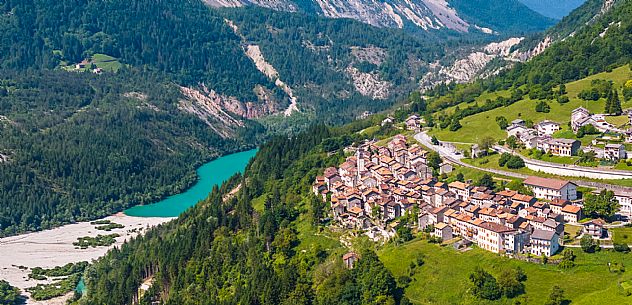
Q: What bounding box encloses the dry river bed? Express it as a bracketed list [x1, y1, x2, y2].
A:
[0, 213, 173, 304]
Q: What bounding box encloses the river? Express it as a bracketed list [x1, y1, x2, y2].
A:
[0, 149, 258, 304]
[124, 148, 258, 217]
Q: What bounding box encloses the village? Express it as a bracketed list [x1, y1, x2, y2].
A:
[506, 107, 632, 160]
[313, 133, 632, 259]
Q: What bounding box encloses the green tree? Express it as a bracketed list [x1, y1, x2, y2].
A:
[455, 172, 465, 182]
[506, 156, 525, 169]
[469, 267, 501, 300]
[584, 190, 620, 220]
[623, 80, 632, 101]
[580, 235, 597, 253]
[431, 136, 439, 145]
[449, 118, 462, 131]
[498, 152, 512, 167]
[479, 136, 495, 152]
[559, 83, 567, 95]
[535, 101, 551, 113]
[427, 152, 442, 170]
[544, 285, 566, 305]
[497, 268, 525, 298]
[496, 116, 509, 130]
[506, 135, 519, 149]
[558, 249, 576, 269]
[477, 174, 495, 189]
[0, 280, 20, 305]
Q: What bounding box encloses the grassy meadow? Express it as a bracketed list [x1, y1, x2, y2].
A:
[379, 239, 632, 305]
[430, 65, 632, 144]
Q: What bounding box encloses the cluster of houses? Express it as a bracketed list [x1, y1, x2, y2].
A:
[312, 135, 617, 257]
[505, 107, 631, 160]
[75, 59, 103, 74]
[506, 119, 582, 157]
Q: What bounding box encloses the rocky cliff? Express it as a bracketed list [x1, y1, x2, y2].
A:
[208, 0, 551, 34]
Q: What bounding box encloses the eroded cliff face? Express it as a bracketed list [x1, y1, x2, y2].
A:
[210, 0, 481, 33]
[420, 37, 523, 89]
[345, 66, 392, 100]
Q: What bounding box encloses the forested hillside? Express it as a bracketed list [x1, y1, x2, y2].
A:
[449, 0, 555, 34]
[80, 123, 405, 305]
[0, 70, 258, 235]
[518, 0, 587, 19]
[224, 7, 444, 123]
[0, 0, 457, 235]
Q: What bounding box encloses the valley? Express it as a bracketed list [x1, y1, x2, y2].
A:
[2, 0, 632, 305]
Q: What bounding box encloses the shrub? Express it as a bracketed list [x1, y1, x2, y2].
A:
[506, 156, 525, 169]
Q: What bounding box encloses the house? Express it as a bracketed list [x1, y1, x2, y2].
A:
[530, 229, 560, 257]
[512, 193, 537, 208]
[539, 138, 581, 157]
[343, 252, 360, 269]
[523, 176, 577, 201]
[535, 120, 560, 136]
[440, 162, 453, 175]
[510, 119, 526, 127]
[75, 59, 90, 69]
[433, 222, 453, 242]
[406, 115, 421, 131]
[476, 222, 517, 253]
[604, 144, 626, 160]
[506, 124, 530, 138]
[504, 230, 530, 254]
[612, 190, 632, 217]
[582, 219, 606, 239]
[549, 199, 569, 214]
[560, 205, 582, 224]
[381, 116, 394, 126]
[448, 181, 473, 201]
[571, 107, 592, 132]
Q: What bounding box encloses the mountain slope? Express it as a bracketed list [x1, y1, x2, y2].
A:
[518, 0, 587, 19]
[207, 0, 555, 35]
[0, 70, 258, 235]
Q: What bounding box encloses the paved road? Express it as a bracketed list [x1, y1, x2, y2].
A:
[493, 145, 632, 180]
[414, 132, 632, 192]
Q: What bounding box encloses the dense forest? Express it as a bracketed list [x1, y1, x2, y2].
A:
[0, 70, 259, 235]
[449, 0, 555, 34]
[0, 0, 456, 123]
[80, 123, 405, 305]
[224, 7, 444, 123]
[0, 0, 456, 235]
[0, 0, 274, 102]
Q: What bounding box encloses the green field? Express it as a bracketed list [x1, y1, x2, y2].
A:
[612, 227, 632, 244]
[430, 65, 632, 143]
[379, 239, 632, 305]
[62, 53, 123, 72]
[605, 115, 630, 128]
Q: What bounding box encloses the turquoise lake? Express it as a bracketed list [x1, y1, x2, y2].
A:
[124, 149, 258, 217]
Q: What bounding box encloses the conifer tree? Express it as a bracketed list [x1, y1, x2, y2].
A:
[610, 90, 622, 114]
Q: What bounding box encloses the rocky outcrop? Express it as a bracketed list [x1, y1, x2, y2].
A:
[313, 0, 469, 31]
[210, 0, 486, 33]
[420, 37, 524, 89]
[350, 46, 387, 65]
[204, 0, 297, 11]
[225, 19, 298, 116]
[345, 66, 392, 100]
[178, 86, 244, 138]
